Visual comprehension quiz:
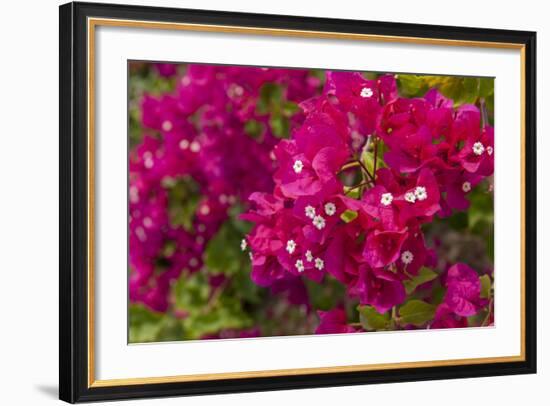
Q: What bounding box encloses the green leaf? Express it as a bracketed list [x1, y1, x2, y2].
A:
[403, 267, 438, 294]
[128, 304, 166, 343]
[479, 274, 492, 299]
[358, 305, 391, 331]
[399, 300, 436, 327]
[257, 83, 283, 114]
[282, 101, 299, 116]
[244, 119, 264, 139]
[269, 114, 290, 138]
[479, 77, 495, 98]
[340, 209, 358, 223]
[343, 186, 360, 199]
[166, 177, 200, 231]
[204, 221, 245, 275]
[172, 272, 210, 311]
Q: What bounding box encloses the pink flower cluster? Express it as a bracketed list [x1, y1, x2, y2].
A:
[129, 65, 320, 311]
[243, 72, 494, 330]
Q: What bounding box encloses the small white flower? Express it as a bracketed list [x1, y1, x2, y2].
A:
[143, 217, 153, 228]
[314, 257, 324, 270]
[404, 192, 417, 203]
[312, 215, 326, 230]
[143, 152, 154, 169]
[197, 224, 206, 232]
[472, 142, 485, 156]
[249, 252, 254, 260]
[305, 250, 314, 262]
[462, 181, 472, 193]
[401, 250, 414, 265]
[228, 84, 244, 97]
[162, 120, 173, 132]
[305, 205, 316, 219]
[200, 205, 210, 215]
[190, 141, 201, 153]
[414, 186, 428, 201]
[360, 87, 373, 98]
[179, 139, 189, 150]
[486, 146, 493, 156]
[219, 194, 228, 204]
[295, 259, 305, 273]
[135, 226, 147, 242]
[380, 192, 393, 206]
[324, 202, 336, 216]
[286, 240, 297, 254]
[293, 160, 304, 174]
[129, 186, 139, 204]
[240, 239, 247, 251]
[189, 257, 199, 267]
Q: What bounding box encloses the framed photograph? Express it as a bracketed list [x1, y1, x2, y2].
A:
[59, 1, 537, 403]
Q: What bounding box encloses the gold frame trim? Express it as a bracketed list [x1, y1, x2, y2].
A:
[87, 17, 527, 388]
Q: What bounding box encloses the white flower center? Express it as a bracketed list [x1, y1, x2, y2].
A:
[314, 257, 324, 270]
[414, 186, 428, 201]
[286, 240, 297, 254]
[401, 250, 414, 265]
[179, 139, 189, 150]
[200, 205, 210, 215]
[305, 205, 316, 219]
[144, 158, 154, 169]
[324, 202, 336, 216]
[129, 186, 139, 203]
[241, 239, 247, 251]
[312, 215, 326, 230]
[472, 142, 485, 156]
[162, 120, 173, 132]
[462, 181, 472, 193]
[360, 87, 373, 98]
[293, 160, 304, 174]
[404, 192, 417, 203]
[305, 250, 314, 262]
[190, 141, 201, 153]
[136, 226, 146, 242]
[486, 146, 493, 156]
[295, 259, 305, 273]
[380, 192, 394, 206]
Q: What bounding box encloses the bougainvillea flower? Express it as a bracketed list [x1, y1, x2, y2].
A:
[363, 228, 408, 268]
[394, 167, 441, 223]
[395, 229, 428, 276]
[431, 303, 469, 329]
[444, 263, 486, 316]
[315, 308, 358, 334]
[455, 125, 494, 176]
[353, 266, 406, 314]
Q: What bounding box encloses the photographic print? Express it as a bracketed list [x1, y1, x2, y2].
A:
[60, 3, 536, 401]
[128, 62, 495, 343]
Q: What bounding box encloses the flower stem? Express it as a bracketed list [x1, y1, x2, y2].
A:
[345, 181, 372, 195]
[480, 97, 489, 128]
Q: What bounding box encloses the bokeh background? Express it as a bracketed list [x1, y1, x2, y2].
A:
[128, 62, 494, 343]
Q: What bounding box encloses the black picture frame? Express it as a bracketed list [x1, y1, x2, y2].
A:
[59, 1, 537, 403]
